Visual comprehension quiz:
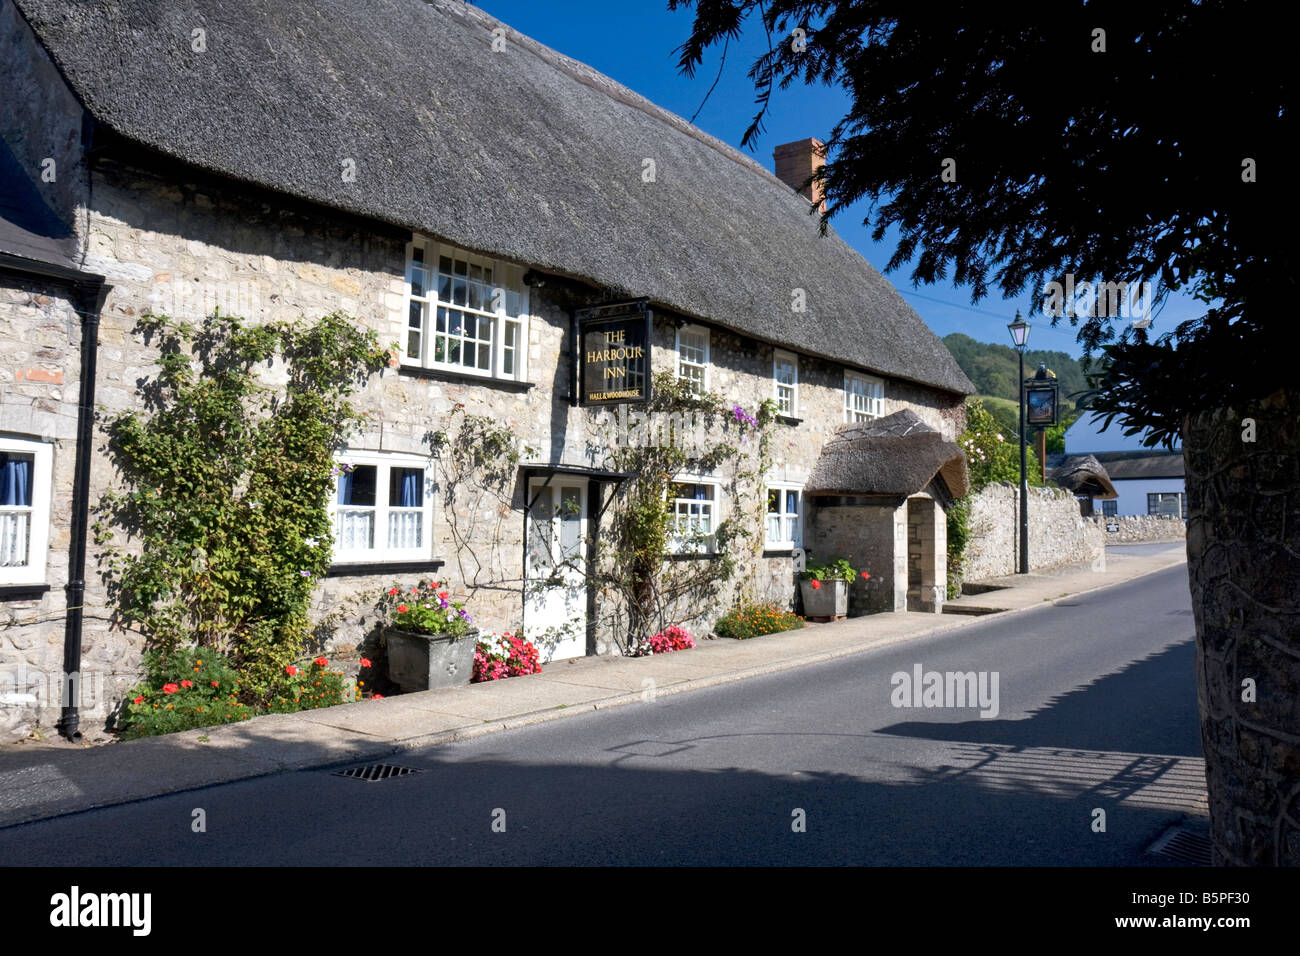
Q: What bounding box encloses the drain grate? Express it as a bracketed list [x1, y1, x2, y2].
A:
[1147, 825, 1213, 865]
[332, 763, 421, 782]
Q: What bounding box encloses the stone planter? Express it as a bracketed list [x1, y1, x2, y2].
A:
[800, 579, 848, 620]
[385, 627, 479, 693]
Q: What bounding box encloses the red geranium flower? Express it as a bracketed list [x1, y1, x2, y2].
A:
[180, 679, 193, 688]
[388, 587, 400, 596]
[810, 580, 821, 590]
[285, 665, 298, 676]
[397, 604, 408, 613]
[162, 682, 179, 694]
[438, 591, 449, 600]
[861, 571, 871, 580]
[410, 587, 419, 594]
[430, 580, 439, 588]
[371, 694, 384, 701]
[360, 657, 372, 668]
[314, 657, 328, 667]
[210, 680, 219, 687]
[133, 695, 145, 705]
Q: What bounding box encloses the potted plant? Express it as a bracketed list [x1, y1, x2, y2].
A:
[380, 580, 479, 692]
[799, 557, 865, 621]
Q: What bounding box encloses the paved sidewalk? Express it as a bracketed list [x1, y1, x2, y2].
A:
[0, 542, 1187, 829]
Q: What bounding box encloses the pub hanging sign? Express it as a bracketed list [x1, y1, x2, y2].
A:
[574, 298, 652, 406]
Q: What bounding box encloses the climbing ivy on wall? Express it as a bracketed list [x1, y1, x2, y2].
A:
[593, 370, 779, 653]
[93, 310, 391, 696]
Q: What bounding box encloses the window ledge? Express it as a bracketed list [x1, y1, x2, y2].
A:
[776, 415, 803, 426]
[666, 552, 717, 561]
[327, 559, 446, 578]
[398, 365, 534, 392]
[762, 548, 798, 557]
[0, 583, 51, 601]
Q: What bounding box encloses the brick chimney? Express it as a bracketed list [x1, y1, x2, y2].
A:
[773, 137, 826, 212]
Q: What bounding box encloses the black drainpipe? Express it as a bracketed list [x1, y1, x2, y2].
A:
[58, 275, 110, 740]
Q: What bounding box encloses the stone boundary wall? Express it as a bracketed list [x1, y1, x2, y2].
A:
[961, 483, 1105, 582]
[1090, 514, 1186, 543]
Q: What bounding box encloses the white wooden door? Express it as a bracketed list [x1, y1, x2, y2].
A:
[524, 479, 588, 661]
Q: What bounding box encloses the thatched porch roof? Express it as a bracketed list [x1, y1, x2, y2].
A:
[805, 410, 969, 500]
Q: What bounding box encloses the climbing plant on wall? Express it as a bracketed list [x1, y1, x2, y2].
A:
[94, 309, 391, 696]
[592, 370, 778, 653]
[947, 396, 1044, 596]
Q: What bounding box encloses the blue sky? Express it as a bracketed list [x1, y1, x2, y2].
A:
[477, 0, 1204, 358]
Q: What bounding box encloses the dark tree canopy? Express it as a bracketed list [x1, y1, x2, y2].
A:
[672, 0, 1294, 445]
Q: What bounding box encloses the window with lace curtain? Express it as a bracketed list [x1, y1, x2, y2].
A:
[0, 437, 52, 587]
[329, 452, 434, 564]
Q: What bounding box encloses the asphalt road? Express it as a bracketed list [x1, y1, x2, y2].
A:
[0, 564, 1203, 866]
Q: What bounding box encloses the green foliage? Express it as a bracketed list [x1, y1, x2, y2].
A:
[674, 4, 1285, 445]
[118, 648, 253, 739]
[267, 659, 358, 714]
[945, 497, 971, 600]
[94, 310, 391, 697]
[960, 397, 1043, 492]
[801, 556, 859, 583]
[119, 648, 363, 738]
[943, 334, 1091, 417]
[714, 601, 805, 640]
[596, 370, 777, 651]
[376, 579, 473, 637]
[946, 397, 1043, 597]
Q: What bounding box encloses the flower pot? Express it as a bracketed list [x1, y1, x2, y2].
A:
[800, 579, 848, 620]
[385, 627, 479, 693]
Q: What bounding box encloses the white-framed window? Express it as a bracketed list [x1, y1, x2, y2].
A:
[765, 485, 803, 549]
[667, 479, 718, 553]
[404, 238, 528, 380]
[0, 437, 52, 586]
[329, 451, 435, 564]
[773, 349, 798, 415]
[844, 371, 885, 422]
[675, 325, 710, 395]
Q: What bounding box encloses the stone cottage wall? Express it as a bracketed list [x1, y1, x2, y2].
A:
[961, 483, 1105, 581]
[2, 141, 967, 738]
[1090, 514, 1186, 543]
[0, 277, 107, 738]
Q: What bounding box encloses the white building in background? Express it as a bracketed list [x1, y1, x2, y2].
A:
[1063, 415, 1185, 518]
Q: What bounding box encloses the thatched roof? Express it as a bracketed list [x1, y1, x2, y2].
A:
[1089, 450, 1185, 480]
[12, 0, 973, 396]
[805, 410, 969, 499]
[1047, 454, 1117, 499]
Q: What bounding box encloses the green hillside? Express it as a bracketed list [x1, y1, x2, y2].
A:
[944, 332, 1095, 418]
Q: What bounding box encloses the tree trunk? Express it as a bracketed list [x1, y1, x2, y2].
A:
[1184, 389, 1300, 865]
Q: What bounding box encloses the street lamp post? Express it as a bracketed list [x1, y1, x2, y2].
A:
[1008, 312, 1030, 574]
